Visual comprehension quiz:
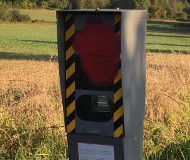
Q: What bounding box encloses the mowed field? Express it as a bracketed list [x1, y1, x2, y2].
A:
[0, 9, 190, 159]
[20, 9, 56, 22]
[0, 23, 56, 60]
[0, 9, 189, 58]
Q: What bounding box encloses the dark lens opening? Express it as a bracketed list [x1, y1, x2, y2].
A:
[76, 95, 113, 122]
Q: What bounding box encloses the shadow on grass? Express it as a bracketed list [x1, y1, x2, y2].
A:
[146, 49, 189, 54]
[147, 43, 190, 47]
[147, 33, 190, 39]
[0, 52, 58, 61]
[147, 20, 190, 34]
[19, 39, 57, 44]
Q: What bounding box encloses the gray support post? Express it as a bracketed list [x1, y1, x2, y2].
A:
[121, 10, 147, 160]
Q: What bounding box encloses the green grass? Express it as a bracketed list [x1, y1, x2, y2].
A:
[0, 23, 57, 59]
[147, 21, 190, 53]
[0, 9, 190, 57]
[0, 21, 189, 60]
[20, 9, 56, 22]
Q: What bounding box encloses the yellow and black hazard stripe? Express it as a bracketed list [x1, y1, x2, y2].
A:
[64, 14, 75, 134]
[114, 14, 121, 36]
[113, 14, 124, 138]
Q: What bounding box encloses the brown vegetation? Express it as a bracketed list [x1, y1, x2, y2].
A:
[145, 53, 190, 159]
[0, 53, 190, 159]
[0, 60, 67, 159]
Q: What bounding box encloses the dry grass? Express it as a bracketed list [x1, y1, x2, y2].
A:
[145, 53, 190, 159]
[0, 60, 62, 127]
[0, 53, 190, 159]
[146, 53, 190, 123]
[0, 60, 67, 159]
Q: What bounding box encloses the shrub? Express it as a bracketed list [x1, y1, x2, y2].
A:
[0, 3, 9, 21]
[20, 14, 32, 22]
[76, 0, 110, 9]
[135, 0, 150, 9]
[148, 0, 187, 20]
[0, 5, 31, 22]
[46, 0, 71, 9]
[10, 9, 31, 22]
[11, 9, 22, 22]
[41, 1, 48, 8]
[175, 12, 187, 20]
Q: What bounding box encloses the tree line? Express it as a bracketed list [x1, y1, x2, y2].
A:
[0, 0, 189, 19]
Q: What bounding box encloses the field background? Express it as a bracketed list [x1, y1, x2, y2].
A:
[0, 9, 189, 59]
[0, 9, 190, 160]
[20, 9, 56, 22]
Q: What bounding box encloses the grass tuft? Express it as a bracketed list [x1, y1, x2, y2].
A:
[0, 60, 68, 159]
[144, 53, 190, 159]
